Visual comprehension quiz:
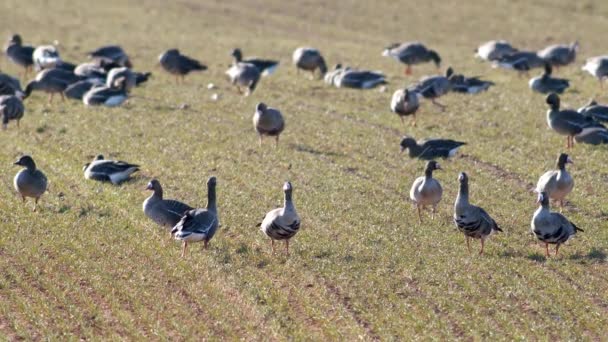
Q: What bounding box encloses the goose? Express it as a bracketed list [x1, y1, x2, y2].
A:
[231, 48, 279, 76]
[382, 42, 441, 75]
[1, 95, 24, 129]
[13, 155, 47, 211]
[408, 67, 453, 110]
[64, 79, 104, 100]
[225, 62, 261, 96]
[545, 93, 606, 148]
[454, 172, 502, 255]
[171, 176, 219, 257]
[74, 61, 108, 80]
[390, 88, 419, 126]
[409, 160, 443, 223]
[400, 136, 466, 160]
[4, 34, 35, 78]
[474, 40, 518, 62]
[253, 102, 285, 147]
[573, 128, 608, 145]
[531, 192, 583, 257]
[0, 72, 24, 97]
[88, 45, 132, 68]
[578, 100, 608, 123]
[493, 51, 544, 73]
[106, 67, 136, 92]
[143, 179, 193, 234]
[55, 60, 77, 73]
[448, 73, 494, 94]
[292, 47, 327, 78]
[158, 49, 207, 83]
[260, 181, 301, 255]
[326, 64, 387, 89]
[535, 153, 573, 211]
[23, 68, 80, 103]
[82, 77, 128, 107]
[134, 71, 152, 86]
[32, 45, 61, 71]
[581, 56, 608, 88]
[83, 154, 139, 184]
[538, 41, 578, 67]
[529, 63, 570, 94]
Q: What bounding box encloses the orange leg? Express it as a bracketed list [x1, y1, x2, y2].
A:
[404, 65, 412, 75]
[270, 239, 275, 254]
[416, 205, 422, 224]
[204, 240, 209, 249]
[466, 236, 471, 254]
[181, 241, 188, 258]
[545, 243, 550, 257]
[285, 240, 290, 256]
[479, 239, 485, 255]
[275, 135, 279, 148]
[555, 244, 560, 256]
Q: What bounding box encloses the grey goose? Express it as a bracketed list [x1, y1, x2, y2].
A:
[409, 160, 443, 223]
[64, 79, 104, 100]
[535, 153, 573, 211]
[83, 77, 128, 107]
[83, 154, 139, 184]
[1, 95, 25, 129]
[408, 67, 453, 110]
[4, 34, 35, 78]
[231, 48, 279, 76]
[448, 73, 494, 94]
[325, 64, 386, 89]
[143, 179, 193, 234]
[531, 192, 583, 257]
[382, 42, 441, 75]
[32, 45, 61, 71]
[578, 99, 608, 123]
[400, 136, 466, 160]
[88, 45, 132, 68]
[581, 56, 608, 88]
[390, 88, 419, 126]
[13, 155, 47, 211]
[493, 51, 544, 74]
[260, 182, 301, 255]
[545, 93, 606, 148]
[292, 47, 327, 78]
[538, 42, 578, 68]
[225, 62, 261, 96]
[474, 40, 518, 62]
[454, 172, 502, 255]
[171, 176, 219, 257]
[253, 102, 285, 147]
[158, 49, 207, 83]
[0, 72, 24, 97]
[529, 63, 569, 94]
[106, 67, 136, 92]
[24, 68, 80, 103]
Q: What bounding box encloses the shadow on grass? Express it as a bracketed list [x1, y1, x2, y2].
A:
[289, 143, 344, 158]
[569, 248, 606, 263]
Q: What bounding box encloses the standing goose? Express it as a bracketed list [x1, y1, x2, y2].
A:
[581, 56, 608, 88]
[545, 93, 606, 148]
[231, 48, 279, 76]
[400, 136, 466, 160]
[83, 154, 139, 185]
[409, 161, 443, 223]
[390, 88, 419, 126]
[253, 102, 285, 147]
[171, 176, 219, 257]
[158, 49, 207, 83]
[32, 45, 61, 71]
[408, 67, 453, 110]
[88, 45, 132, 68]
[475, 40, 518, 62]
[23, 68, 80, 103]
[578, 100, 608, 123]
[454, 172, 502, 255]
[529, 63, 570, 94]
[4, 34, 35, 78]
[82, 77, 128, 107]
[531, 192, 583, 257]
[225, 62, 261, 96]
[382, 42, 441, 75]
[1, 95, 24, 129]
[143, 179, 193, 234]
[260, 181, 301, 255]
[536, 153, 574, 211]
[326, 64, 387, 89]
[538, 41, 578, 68]
[292, 47, 327, 78]
[13, 155, 47, 211]
[0, 72, 24, 97]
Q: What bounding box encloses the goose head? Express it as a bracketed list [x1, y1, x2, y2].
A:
[536, 191, 549, 207]
[399, 136, 417, 152]
[545, 93, 560, 110]
[557, 153, 573, 169]
[458, 172, 468, 183]
[8, 34, 22, 45]
[14, 155, 36, 170]
[231, 48, 243, 62]
[256, 102, 267, 113]
[429, 50, 441, 68]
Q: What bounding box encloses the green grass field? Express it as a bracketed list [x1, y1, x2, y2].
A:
[1, 0, 608, 339]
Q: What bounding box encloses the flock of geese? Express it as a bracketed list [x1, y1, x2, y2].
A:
[3, 33, 608, 257]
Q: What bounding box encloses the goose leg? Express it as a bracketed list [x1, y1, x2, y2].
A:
[404, 65, 412, 75]
[21, 195, 26, 203]
[270, 239, 275, 254]
[416, 205, 422, 224]
[559, 200, 564, 213]
[431, 205, 437, 220]
[258, 135, 263, 147]
[285, 240, 289, 256]
[479, 239, 485, 255]
[34, 197, 39, 212]
[555, 244, 560, 256]
[411, 114, 417, 127]
[16, 119, 20, 128]
[275, 135, 279, 148]
[466, 236, 471, 254]
[204, 240, 209, 250]
[545, 243, 550, 257]
[181, 241, 188, 258]
[399, 116, 405, 125]
[48, 93, 54, 104]
[431, 99, 446, 112]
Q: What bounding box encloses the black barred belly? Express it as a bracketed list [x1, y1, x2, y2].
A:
[455, 219, 488, 239]
[534, 226, 570, 244]
[265, 221, 300, 240]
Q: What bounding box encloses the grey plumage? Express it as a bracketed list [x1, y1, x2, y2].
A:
[529, 63, 569, 94]
[390, 88, 419, 126]
[292, 47, 327, 78]
[253, 102, 285, 147]
[536, 153, 574, 211]
[158, 49, 207, 81]
[260, 181, 301, 255]
[408, 67, 453, 110]
[475, 40, 518, 62]
[493, 51, 545, 72]
[400, 136, 465, 160]
[538, 42, 578, 67]
[32, 45, 61, 71]
[225, 62, 261, 96]
[531, 192, 583, 257]
[0, 72, 24, 97]
[143, 179, 193, 230]
[24, 68, 80, 102]
[13, 155, 47, 211]
[454, 172, 502, 255]
[106, 67, 136, 92]
[4, 34, 35, 76]
[545, 93, 606, 148]
[382, 42, 441, 74]
[83, 154, 139, 184]
[0, 95, 24, 129]
[88, 45, 132, 68]
[231, 48, 279, 76]
[82, 78, 128, 107]
[578, 99, 608, 123]
[325, 64, 386, 89]
[64, 79, 104, 100]
[409, 160, 443, 223]
[581, 56, 608, 88]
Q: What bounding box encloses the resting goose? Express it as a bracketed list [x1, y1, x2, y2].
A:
[24, 68, 80, 103]
[538, 42, 578, 68]
[390, 88, 419, 126]
[531, 192, 583, 257]
[454, 172, 502, 255]
[158, 49, 207, 83]
[83, 154, 139, 184]
[260, 182, 301, 255]
[408, 67, 453, 110]
[88, 45, 132, 68]
[578, 100, 608, 123]
[13, 155, 47, 211]
[231, 48, 279, 76]
[1, 95, 24, 129]
[74, 62, 107, 80]
[326, 64, 386, 89]
[409, 161, 443, 223]
[400, 136, 466, 160]
[493, 51, 544, 74]
[171, 176, 219, 257]
[0, 72, 24, 97]
[535, 153, 573, 211]
[475, 40, 518, 62]
[573, 128, 608, 145]
[106, 67, 136, 92]
[82, 77, 128, 107]
[64, 79, 104, 100]
[292, 47, 327, 78]
[143, 179, 193, 233]
[448, 73, 494, 94]
[253, 102, 285, 147]
[545, 93, 606, 148]
[32, 45, 61, 71]
[4, 34, 35, 78]
[382, 42, 441, 75]
[529, 63, 569, 94]
[581, 56, 608, 88]
[226, 61, 260, 96]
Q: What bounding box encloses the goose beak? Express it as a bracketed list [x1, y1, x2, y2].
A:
[567, 156, 574, 164]
[145, 183, 153, 190]
[435, 163, 442, 170]
[13, 161, 20, 166]
[400, 146, 405, 153]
